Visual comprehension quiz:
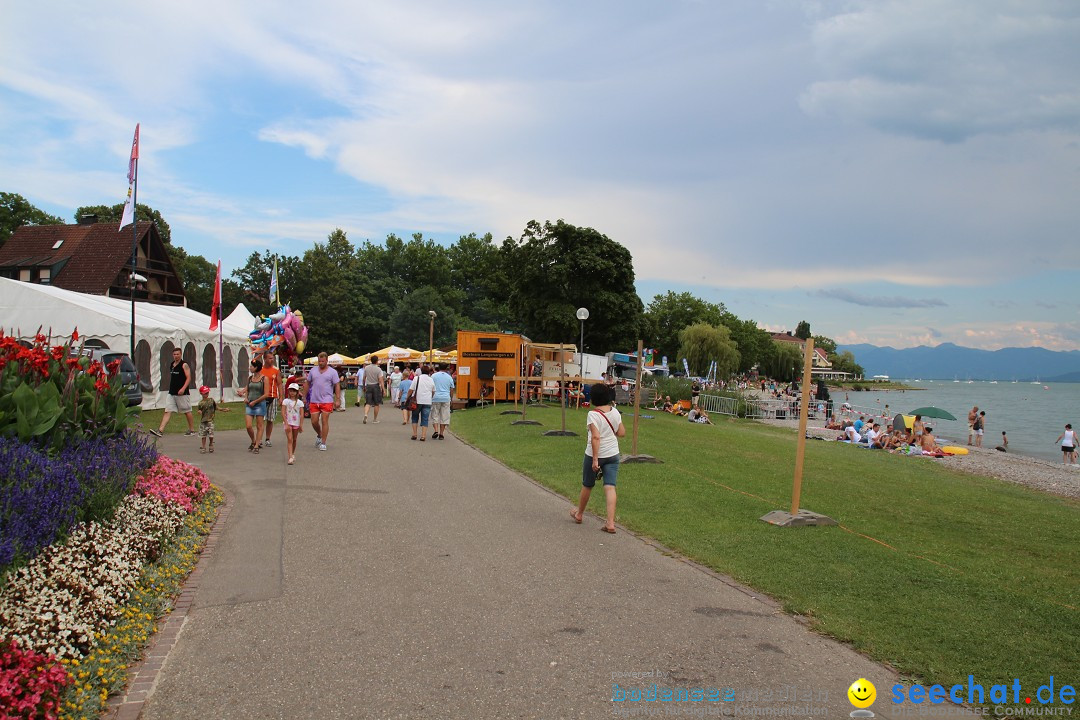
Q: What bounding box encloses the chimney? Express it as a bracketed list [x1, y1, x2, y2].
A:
[77, 214, 98, 225]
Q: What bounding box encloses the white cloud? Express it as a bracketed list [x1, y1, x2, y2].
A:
[800, 1, 1080, 141]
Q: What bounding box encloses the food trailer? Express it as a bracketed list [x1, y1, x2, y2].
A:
[455, 330, 530, 404]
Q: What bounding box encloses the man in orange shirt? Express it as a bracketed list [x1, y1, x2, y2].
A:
[261, 354, 283, 448]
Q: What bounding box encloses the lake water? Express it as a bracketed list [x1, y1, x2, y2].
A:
[829, 381, 1079, 463]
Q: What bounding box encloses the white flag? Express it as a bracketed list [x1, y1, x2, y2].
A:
[119, 185, 135, 230]
[118, 124, 139, 231]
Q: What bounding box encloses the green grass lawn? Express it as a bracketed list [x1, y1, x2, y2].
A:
[452, 403, 1079, 698]
[136, 389, 361, 433]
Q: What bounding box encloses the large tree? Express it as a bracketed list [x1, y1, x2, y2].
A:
[0, 192, 63, 250]
[507, 220, 643, 352]
[644, 291, 726, 362]
[719, 312, 771, 374]
[386, 285, 458, 351]
[677, 323, 740, 377]
[794, 320, 811, 340]
[759, 341, 805, 382]
[447, 232, 513, 328]
[169, 245, 217, 315]
[73, 203, 172, 244]
[296, 229, 367, 355]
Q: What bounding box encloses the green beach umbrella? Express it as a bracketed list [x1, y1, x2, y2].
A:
[909, 406, 957, 421]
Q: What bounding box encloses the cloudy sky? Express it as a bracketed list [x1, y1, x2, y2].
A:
[2, 1, 1078, 350]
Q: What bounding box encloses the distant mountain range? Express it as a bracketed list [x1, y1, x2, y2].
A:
[836, 343, 1080, 382]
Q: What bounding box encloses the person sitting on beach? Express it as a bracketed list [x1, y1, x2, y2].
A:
[853, 416, 865, 435]
[920, 426, 942, 454]
[876, 427, 902, 450]
[662, 395, 674, 413]
[863, 423, 880, 447]
[843, 424, 862, 443]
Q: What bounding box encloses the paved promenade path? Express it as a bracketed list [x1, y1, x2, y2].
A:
[142, 412, 956, 719]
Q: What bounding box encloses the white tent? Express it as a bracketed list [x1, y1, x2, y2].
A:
[0, 277, 256, 409]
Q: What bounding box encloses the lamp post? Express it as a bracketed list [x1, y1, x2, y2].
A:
[576, 307, 589, 375]
[428, 310, 437, 364]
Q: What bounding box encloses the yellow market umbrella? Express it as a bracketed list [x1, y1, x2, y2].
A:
[363, 345, 413, 362]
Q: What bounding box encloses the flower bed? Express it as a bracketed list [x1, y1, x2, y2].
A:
[0, 456, 220, 720]
[0, 433, 157, 575]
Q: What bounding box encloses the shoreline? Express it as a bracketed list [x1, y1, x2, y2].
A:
[757, 416, 1080, 500]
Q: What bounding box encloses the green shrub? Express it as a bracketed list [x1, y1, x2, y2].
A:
[0, 332, 137, 448]
[654, 376, 693, 402]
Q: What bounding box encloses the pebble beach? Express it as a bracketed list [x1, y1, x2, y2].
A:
[758, 416, 1080, 500]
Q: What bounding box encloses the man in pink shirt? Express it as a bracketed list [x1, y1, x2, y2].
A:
[302, 352, 340, 451]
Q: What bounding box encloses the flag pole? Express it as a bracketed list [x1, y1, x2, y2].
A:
[129, 163, 138, 359]
[125, 123, 140, 359]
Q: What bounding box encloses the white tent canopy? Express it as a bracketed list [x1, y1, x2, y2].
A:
[0, 277, 256, 409]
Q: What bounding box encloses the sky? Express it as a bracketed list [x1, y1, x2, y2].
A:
[2, 1, 1079, 351]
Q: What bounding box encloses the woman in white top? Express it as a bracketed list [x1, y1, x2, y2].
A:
[569, 383, 625, 534]
[407, 365, 437, 441]
[1056, 423, 1078, 465]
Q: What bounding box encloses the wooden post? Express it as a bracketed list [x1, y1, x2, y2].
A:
[790, 338, 815, 515]
[559, 344, 568, 432]
[632, 339, 643, 455]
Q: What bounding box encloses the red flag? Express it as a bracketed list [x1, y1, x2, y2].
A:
[71, 327, 79, 341]
[127, 123, 140, 185]
[209, 260, 222, 330]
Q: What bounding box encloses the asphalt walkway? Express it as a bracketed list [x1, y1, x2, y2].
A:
[141, 407, 963, 719]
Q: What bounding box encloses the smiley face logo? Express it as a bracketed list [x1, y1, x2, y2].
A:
[848, 679, 877, 708]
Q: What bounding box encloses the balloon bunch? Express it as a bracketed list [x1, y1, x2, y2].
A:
[250, 305, 308, 362]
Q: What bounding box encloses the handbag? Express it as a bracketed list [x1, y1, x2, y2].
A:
[405, 391, 418, 412]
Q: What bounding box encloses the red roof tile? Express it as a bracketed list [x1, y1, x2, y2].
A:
[0, 222, 153, 294]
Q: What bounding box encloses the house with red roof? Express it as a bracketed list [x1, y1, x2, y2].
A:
[0, 219, 185, 306]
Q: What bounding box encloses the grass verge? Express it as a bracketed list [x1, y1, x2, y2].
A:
[451, 403, 1079, 703]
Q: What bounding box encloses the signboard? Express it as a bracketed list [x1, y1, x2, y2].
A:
[458, 366, 470, 376]
[461, 351, 516, 358]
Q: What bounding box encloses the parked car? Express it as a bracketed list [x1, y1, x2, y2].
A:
[82, 348, 143, 407]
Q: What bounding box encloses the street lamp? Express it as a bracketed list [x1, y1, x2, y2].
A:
[428, 310, 437, 363]
[576, 307, 589, 375]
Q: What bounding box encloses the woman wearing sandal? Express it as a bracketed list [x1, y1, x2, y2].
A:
[239, 358, 270, 453]
[570, 383, 625, 533]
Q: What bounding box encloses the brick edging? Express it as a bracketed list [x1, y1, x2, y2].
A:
[104, 485, 235, 720]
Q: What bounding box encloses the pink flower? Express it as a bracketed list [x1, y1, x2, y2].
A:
[133, 457, 209, 513]
[0, 639, 70, 720]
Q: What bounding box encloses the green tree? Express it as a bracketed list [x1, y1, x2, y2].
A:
[231, 249, 306, 312]
[719, 312, 771, 373]
[831, 350, 865, 378]
[73, 203, 172, 244]
[448, 232, 512, 327]
[794, 320, 811, 340]
[168, 246, 218, 315]
[812, 335, 837, 355]
[296, 229, 366, 355]
[643, 291, 726, 362]
[0, 192, 63, 250]
[387, 286, 458, 351]
[507, 220, 643, 351]
[759, 341, 805, 382]
[677, 323, 740, 378]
